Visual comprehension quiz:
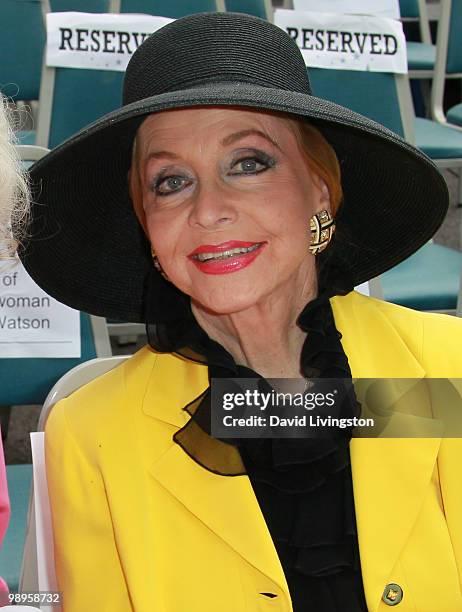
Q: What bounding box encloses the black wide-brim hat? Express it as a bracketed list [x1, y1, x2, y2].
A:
[20, 12, 448, 322]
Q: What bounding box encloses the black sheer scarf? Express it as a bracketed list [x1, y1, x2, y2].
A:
[144, 263, 368, 611]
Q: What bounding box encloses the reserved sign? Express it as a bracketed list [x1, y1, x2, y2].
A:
[293, 0, 401, 20]
[274, 9, 407, 73]
[0, 260, 80, 358]
[46, 12, 172, 72]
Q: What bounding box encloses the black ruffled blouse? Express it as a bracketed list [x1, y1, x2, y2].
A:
[146, 275, 368, 611]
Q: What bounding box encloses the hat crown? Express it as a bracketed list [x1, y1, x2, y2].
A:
[123, 12, 312, 105]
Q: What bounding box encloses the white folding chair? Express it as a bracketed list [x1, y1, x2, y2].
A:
[356, 278, 385, 300]
[19, 356, 130, 606]
[16, 146, 50, 162]
[16, 145, 50, 171]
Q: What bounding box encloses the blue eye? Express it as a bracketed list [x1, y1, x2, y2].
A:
[237, 158, 262, 173]
[154, 175, 189, 196]
[229, 151, 275, 176]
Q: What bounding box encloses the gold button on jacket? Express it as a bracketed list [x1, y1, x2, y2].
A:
[382, 583, 403, 606]
[45, 292, 462, 611]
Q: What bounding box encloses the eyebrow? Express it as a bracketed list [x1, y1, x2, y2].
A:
[221, 129, 281, 149]
[144, 150, 180, 163]
[143, 128, 281, 164]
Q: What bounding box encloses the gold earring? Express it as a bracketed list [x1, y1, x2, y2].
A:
[151, 247, 169, 281]
[309, 210, 335, 255]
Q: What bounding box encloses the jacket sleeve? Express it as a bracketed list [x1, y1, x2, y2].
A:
[45, 399, 132, 612]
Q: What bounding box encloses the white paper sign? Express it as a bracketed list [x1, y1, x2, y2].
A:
[274, 9, 407, 73]
[46, 12, 173, 72]
[293, 0, 401, 20]
[0, 259, 80, 358]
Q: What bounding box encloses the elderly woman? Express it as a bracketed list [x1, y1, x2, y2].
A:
[20, 13, 462, 612]
[0, 93, 30, 601]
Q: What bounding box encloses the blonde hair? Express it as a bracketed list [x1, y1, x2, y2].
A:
[0, 95, 30, 258]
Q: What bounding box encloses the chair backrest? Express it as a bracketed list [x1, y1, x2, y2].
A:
[38, 355, 128, 429]
[308, 68, 415, 142]
[16, 145, 50, 163]
[224, 0, 272, 20]
[49, 0, 111, 9]
[36, 0, 123, 149]
[19, 356, 130, 594]
[445, 0, 462, 75]
[0, 315, 111, 406]
[117, 0, 225, 16]
[399, 0, 431, 44]
[399, 0, 419, 18]
[36, 67, 124, 148]
[16, 144, 50, 170]
[430, 0, 462, 124]
[0, 0, 46, 101]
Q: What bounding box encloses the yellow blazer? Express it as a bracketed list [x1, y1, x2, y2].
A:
[45, 292, 462, 612]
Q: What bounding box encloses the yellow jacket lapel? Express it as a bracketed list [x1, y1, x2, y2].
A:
[332, 293, 442, 610]
[143, 350, 291, 599]
[149, 441, 290, 598]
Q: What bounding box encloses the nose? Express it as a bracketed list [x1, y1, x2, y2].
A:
[188, 182, 238, 230]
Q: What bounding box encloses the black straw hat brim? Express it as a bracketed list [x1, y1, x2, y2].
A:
[20, 82, 449, 322]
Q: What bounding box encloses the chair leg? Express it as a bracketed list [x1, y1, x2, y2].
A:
[0, 406, 12, 441]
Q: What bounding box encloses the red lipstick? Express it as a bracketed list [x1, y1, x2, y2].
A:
[187, 240, 266, 275]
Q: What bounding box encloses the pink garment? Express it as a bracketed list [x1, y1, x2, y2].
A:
[0, 429, 10, 595]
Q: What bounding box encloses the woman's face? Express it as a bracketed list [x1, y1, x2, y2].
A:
[132, 107, 331, 315]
